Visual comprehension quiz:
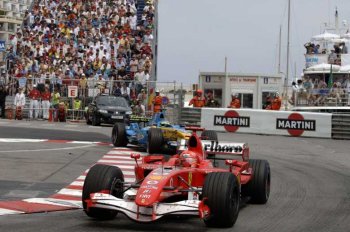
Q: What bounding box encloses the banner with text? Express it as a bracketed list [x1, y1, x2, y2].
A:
[200, 108, 332, 138]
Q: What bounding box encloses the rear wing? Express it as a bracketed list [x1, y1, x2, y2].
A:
[201, 140, 249, 161]
[178, 139, 249, 161]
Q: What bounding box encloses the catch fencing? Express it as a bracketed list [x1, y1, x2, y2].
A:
[4, 77, 185, 123]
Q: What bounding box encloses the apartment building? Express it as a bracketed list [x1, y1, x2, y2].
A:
[0, 0, 31, 62]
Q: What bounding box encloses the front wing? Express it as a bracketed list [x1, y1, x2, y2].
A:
[86, 193, 200, 222]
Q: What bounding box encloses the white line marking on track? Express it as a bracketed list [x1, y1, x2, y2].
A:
[0, 138, 48, 143]
[0, 144, 96, 153]
[57, 189, 82, 197]
[103, 155, 134, 160]
[69, 181, 84, 186]
[0, 208, 24, 216]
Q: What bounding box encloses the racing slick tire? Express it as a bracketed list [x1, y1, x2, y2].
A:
[148, 128, 164, 154]
[201, 130, 218, 141]
[241, 159, 270, 204]
[112, 122, 128, 147]
[202, 172, 240, 228]
[82, 164, 124, 220]
[92, 113, 100, 126]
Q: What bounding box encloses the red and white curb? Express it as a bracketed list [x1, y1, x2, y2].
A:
[0, 138, 111, 146]
[0, 147, 145, 216]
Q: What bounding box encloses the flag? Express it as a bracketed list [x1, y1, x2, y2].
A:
[328, 64, 333, 88]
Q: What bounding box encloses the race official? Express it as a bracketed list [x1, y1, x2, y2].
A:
[41, 85, 51, 120]
[205, 91, 220, 107]
[152, 89, 162, 113]
[271, 92, 282, 110]
[189, 89, 206, 107]
[28, 84, 41, 119]
[228, 93, 241, 108]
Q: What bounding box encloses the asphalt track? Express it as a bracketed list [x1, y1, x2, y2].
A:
[0, 120, 349, 232]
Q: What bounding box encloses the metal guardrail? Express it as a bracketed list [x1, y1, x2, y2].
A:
[332, 114, 350, 139]
[179, 107, 201, 126]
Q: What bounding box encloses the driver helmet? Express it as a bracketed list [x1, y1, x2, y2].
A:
[275, 92, 280, 97]
[196, 89, 203, 94]
[180, 150, 199, 167]
[231, 93, 238, 98]
[160, 120, 171, 127]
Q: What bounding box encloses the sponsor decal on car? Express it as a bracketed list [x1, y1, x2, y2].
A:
[203, 141, 243, 153]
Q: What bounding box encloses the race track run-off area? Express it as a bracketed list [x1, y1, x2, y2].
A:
[0, 141, 140, 216]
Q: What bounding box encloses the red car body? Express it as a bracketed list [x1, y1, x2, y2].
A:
[83, 133, 270, 227]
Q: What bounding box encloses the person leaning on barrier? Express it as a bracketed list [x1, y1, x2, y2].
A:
[228, 93, 241, 108]
[271, 92, 282, 110]
[205, 90, 220, 107]
[189, 89, 206, 108]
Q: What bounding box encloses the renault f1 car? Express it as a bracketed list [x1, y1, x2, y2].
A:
[111, 112, 217, 153]
[83, 133, 270, 228]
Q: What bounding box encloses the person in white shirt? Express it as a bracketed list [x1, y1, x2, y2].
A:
[120, 82, 130, 100]
[14, 87, 26, 119]
[14, 87, 26, 108]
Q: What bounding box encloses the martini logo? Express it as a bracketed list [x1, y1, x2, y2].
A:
[214, 110, 250, 132]
[276, 113, 316, 136]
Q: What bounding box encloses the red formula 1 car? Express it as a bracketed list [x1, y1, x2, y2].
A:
[82, 133, 271, 228]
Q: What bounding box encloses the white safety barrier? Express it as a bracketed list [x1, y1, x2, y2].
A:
[200, 108, 332, 138]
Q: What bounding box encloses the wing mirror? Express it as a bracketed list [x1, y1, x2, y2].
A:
[131, 153, 141, 167]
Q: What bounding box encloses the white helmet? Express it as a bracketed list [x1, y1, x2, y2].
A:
[155, 89, 160, 93]
[275, 92, 280, 97]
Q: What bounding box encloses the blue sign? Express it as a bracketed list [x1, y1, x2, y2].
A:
[18, 77, 27, 88]
[0, 41, 5, 52]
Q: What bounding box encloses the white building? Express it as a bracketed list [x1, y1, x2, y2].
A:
[199, 72, 283, 109]
[0, 0, 31, 61]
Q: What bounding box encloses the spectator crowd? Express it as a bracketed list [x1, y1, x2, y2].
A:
[1, 0, 156, 119]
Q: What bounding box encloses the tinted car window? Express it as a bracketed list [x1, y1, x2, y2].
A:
[96, 96, 129, 107]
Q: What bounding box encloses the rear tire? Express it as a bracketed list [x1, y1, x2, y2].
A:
[112, 123, 127, 147]
[202, 172, 240, 228]
[241, 159, 270, 204]
[148, 128, 164, 154]
[201, 130, 218, 141]
[82, 164, 124, 220]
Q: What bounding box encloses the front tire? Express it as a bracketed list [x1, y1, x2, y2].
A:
[112, 123, 127, 147]
[241, 159, 270, 204]
[92, 113, 100, 126]
[202, 172, 240, 228]
[82, 164, 124, 220]
[148, 128, 164, 154]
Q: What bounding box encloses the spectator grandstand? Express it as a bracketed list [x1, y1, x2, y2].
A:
[2, 0, 156, 119]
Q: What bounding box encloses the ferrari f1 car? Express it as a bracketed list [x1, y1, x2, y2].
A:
[111, 112, 218, 153]
[83, 133, 270, 228]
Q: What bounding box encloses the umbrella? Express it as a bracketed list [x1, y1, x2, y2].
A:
[312, 31, 340, 41]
